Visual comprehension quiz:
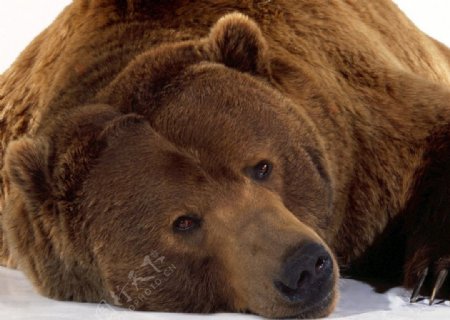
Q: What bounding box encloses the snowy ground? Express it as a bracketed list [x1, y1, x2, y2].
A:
[1, 266, 449, 320]
[1, 1, 450, 320]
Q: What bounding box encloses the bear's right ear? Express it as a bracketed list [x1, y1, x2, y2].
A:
[5, 137, 51, 209]
[208, 12, 271, 77]
[3, 104, 121, 210]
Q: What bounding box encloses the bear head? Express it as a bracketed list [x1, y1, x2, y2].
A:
[3, 13, 338, 318]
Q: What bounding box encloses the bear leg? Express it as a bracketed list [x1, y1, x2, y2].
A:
[403, 125, 450, 305]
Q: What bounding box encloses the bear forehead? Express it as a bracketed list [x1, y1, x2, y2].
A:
[148, 64, 292, 156]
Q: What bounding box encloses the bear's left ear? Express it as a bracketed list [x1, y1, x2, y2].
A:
[4, 137, 51, 210]
[208, 12, 271, 77]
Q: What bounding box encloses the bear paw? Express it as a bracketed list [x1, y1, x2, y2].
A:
[403, 128, 450, 305]
[405, 245, 450, 305]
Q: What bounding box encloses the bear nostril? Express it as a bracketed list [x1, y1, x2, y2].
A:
[315, 256, 328, 274]
[296, 271, 310, 289]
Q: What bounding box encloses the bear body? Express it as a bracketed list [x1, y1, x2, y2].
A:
[1, 0, 450, 318]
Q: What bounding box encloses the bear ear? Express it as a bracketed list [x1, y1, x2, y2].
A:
[5, 138, 51, 208]
[3, 110, 145, 211]
[208, 12, 271, 76]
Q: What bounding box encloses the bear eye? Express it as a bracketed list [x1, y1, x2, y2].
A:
[252, 160, 273, 181]
[173, 215, 201, 232]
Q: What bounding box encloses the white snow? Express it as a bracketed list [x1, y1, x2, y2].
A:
[1, 266, 449, 319]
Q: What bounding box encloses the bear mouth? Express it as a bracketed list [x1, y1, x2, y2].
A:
[281, 290, 335, 319]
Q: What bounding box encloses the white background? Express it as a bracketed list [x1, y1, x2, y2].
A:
[0, 1, 450, 320]
[0, 1, 449, 73]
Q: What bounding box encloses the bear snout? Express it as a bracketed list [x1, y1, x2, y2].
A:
[275, 242, 334, 304]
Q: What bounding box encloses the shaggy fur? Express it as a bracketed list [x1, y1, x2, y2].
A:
[1, 0, 450, 318]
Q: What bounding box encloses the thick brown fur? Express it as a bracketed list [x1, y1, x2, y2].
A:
[1, 0, 450, 318]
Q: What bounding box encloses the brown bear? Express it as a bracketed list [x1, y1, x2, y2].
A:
[1, 0, 450, 318]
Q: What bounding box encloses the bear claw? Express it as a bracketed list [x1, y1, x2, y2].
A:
[410, 267, 448, 305]
[410, 267, 428, 303]
[429, 269, 448, 305]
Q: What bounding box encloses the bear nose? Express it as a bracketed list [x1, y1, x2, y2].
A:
[275, 242, 333, 303]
